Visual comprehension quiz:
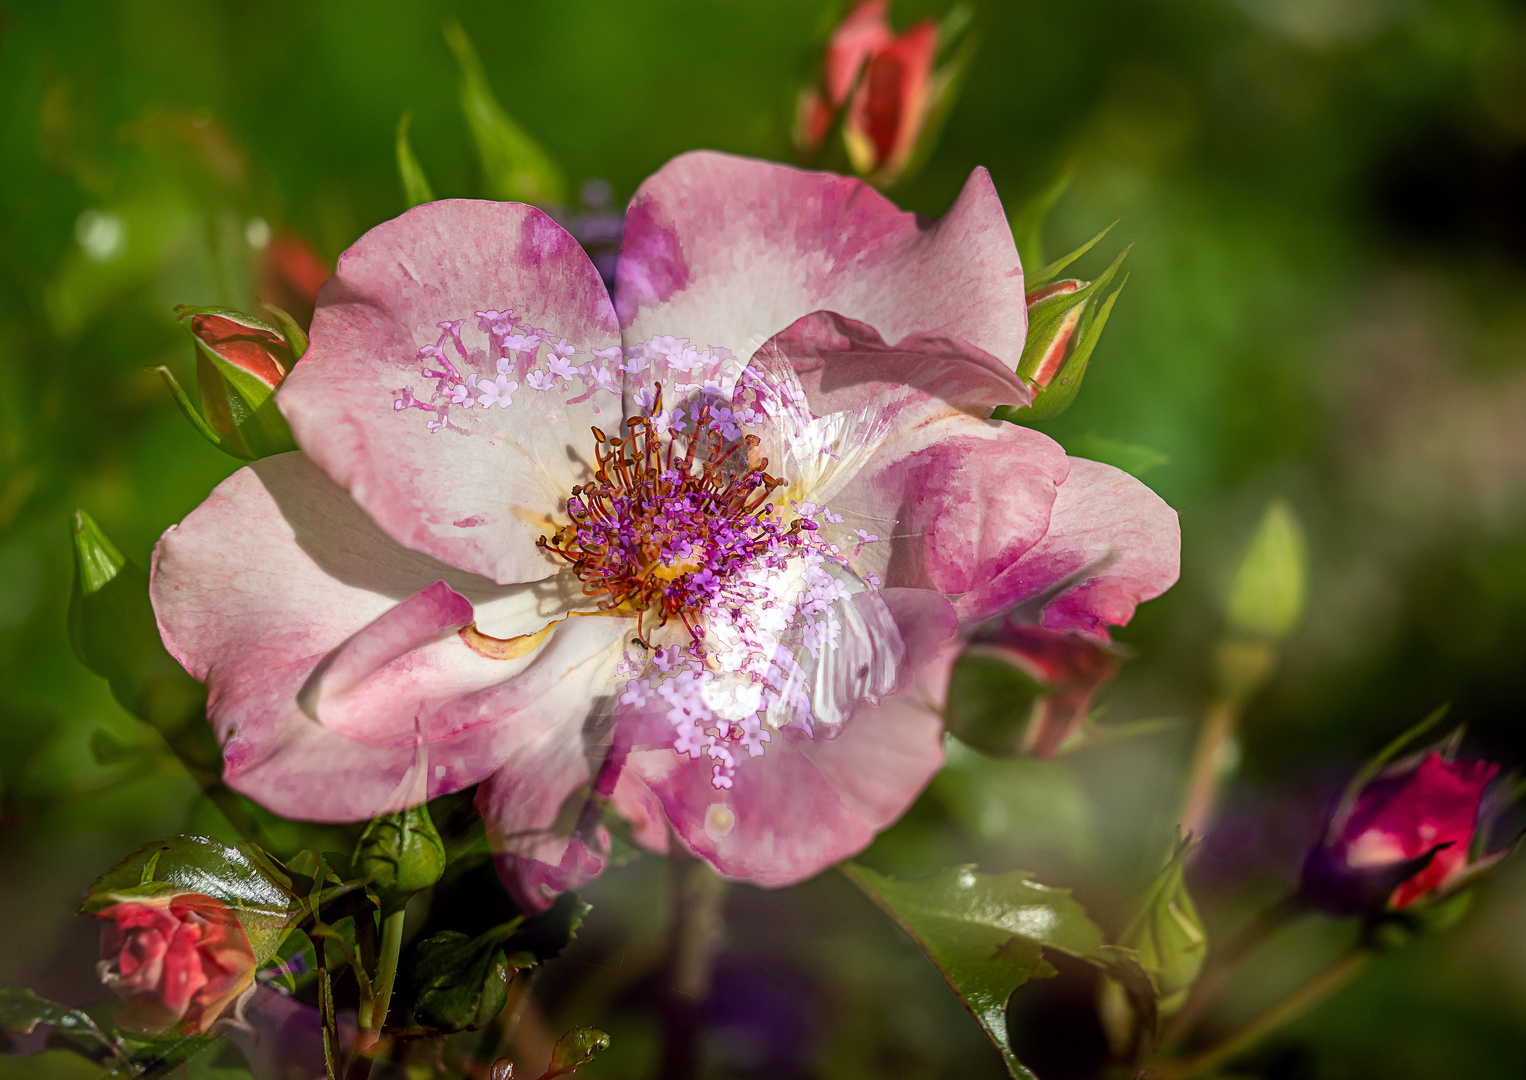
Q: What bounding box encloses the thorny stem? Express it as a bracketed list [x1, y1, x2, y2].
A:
[362, 907, 407, 1050]
[1148, 947, 1374, 1080]
[657, 851, 729, 1080]
[1159, 891, 1306, 1053]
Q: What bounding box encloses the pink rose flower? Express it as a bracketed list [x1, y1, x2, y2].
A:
[150, 151, 1178, 908]
[97, 893, 257, 1036]
[1301, 751, 1500, 914]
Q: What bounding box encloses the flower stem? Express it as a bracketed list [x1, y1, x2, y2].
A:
[657, 852, 728, 1080]
[1160, 891, 1305, 1054]
[317, 963, 341, 1080]
[1148, 947, 1374, 1080]
[367, 907, 407, 1041]
[1178, 695, 1239, 844]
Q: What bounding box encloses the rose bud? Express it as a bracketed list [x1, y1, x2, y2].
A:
[946, 623, 1119, 759]
[795, 1, 974, 187]
[1300, 751, 1501, 916]
[998, 242, 1131, 423]
[96, 892, 257, 1037]
[354, 805, 448, 908]
[257, 233, 330, 332]
[160, 305, 300, 460]
[794, 0, 894, 152]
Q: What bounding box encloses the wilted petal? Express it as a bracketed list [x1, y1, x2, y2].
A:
[616, 153, 1025, 369]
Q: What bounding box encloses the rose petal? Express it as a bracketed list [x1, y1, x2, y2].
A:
[616, 153, 1025, 369]
[152, 452, 627, 821]
[280, 199, 621, 585]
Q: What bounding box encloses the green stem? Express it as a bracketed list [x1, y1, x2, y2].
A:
[1148, 948, 1374, 1080]
[369, 907, 408, 1037]
[317, 964, 341, 1080]
[1178, 695, 1240, 843]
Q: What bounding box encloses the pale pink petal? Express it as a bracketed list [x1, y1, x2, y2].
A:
[151, 452, 628, 821]
[279, 200, 621, 585]
[616, 153, 1025, 367]
[955, 457, 1182, 635]
[616, 589, 955, 885]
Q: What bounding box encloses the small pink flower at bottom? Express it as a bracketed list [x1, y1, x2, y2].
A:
[97, 893, 256, 1037]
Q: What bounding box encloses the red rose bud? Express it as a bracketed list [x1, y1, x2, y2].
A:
[161, 305, 300, 460]
[795, 2, 973, 186]
[843, 18, 938, 184]
[97, 892, 257, 1037]
[993, 238, 1130, 424]
[1300, 751, 1500, 916]
[948, 623, 1118, 759]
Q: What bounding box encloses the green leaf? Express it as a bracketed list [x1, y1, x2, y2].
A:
[1062, 433, 1170, 478]
[538, 1027, 611, 1078]
[0, 1050, 112, 1080]
[408, 931, 518, 1034]
[843, 863, 1149, 1078]
[443, 19, 567, 206]
[0, 989, 116, 1055]
[82, 835, 299, 965]
[1225, 499, 1307, 641]
[406, 891, 589, 1035]
[68, 511, 209, 740]
[396, 112, 437, 208]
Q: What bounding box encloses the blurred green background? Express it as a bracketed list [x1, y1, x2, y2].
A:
[4, 1, 1526, 1077]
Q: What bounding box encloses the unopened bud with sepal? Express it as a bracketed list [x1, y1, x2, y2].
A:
[355, 805, 447, 908]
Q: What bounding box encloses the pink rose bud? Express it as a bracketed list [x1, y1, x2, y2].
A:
[170, 305, 300, 459]
[97, 893, 257, 1037]
[258, 233, 330, 332]
[1023, 279, 1087, 389]
[1300, 751, 1500, 915]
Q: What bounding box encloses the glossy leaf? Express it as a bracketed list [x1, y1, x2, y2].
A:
[82, 835, 299, 965]
[539, 1027, 611, 1078]
[0, 988, 116, 1056]
[844, 863, 1154, 1079]
[395, 112, 436, 208]
[443, 19, 566, 206]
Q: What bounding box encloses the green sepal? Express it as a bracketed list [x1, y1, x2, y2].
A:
[81, 835, 301, 966]
[150, 364, 244, 458]
[1027, 221, 1117, 290]
[396, 112, 437, 208]
[843, 863, 1156, 1079]
[539, 1027, 612, 1078]
[443, 19, 567, 206]
[1118, 833, 1207, 1015]
[1225, 499, 1307, 642]
[354, 805, 448, 908]
[1007, 163, 1077, 273]
[68, 511, 209, 741]
[943, 650, 1046, 758]
[259, 302, 309, 361]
